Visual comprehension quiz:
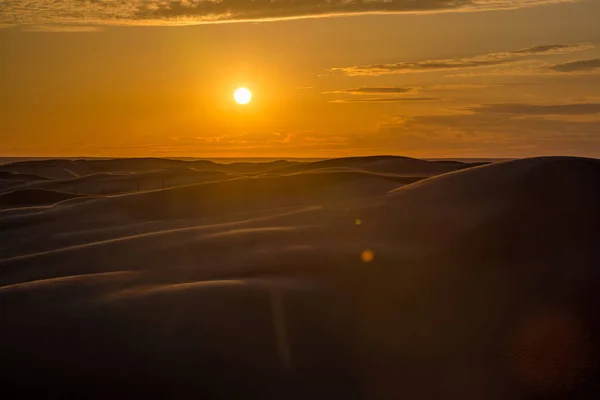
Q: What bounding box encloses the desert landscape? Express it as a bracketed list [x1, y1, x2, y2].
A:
[1, 155, 599, 399]
[3, 0, 600, 397]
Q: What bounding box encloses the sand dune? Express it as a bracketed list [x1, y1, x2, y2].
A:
[1, 156, 599, 399]
[1, 160, 79, 180]
[0, 156, 475, 180]
[0, 170, 52, 191]
[272, 155, 482, 176]
[284, 166, 425, 181]
[0, 188, 89, 209]
[366, 156, 600, 259]
[2, 158, 302, 178]
[2, 169, 233, 195]
[0, 170, 50, 181]
[0, 169, 406, 258]
[0, 170, 46, 192]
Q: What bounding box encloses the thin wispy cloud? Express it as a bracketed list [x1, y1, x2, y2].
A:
[326, 87, 415, 95]
[379, 101, 600, 141]
[324, 83, 519, 104]
[324, 84, 495, 97]
[510, 44, 584, 54]
[332, 43, 593, 76]
[23, 25, 102, 33]
[0, 0, 581, 29]
[465, 102, 600, 115]
[371, 104, 600, 148]
[331, 97, 441, 103]
[174, 131, 348, 150]
[549, 58, 600, 73]
[448, 57, 600, 77]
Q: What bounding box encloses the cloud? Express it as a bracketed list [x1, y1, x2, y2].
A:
[22, 25, 102, 33]
[196, 131, 293, 145]
[329, 84, 497, 93]
[175, 130, 348, 150]
[465, 103, 600, 115]
[413, 102, 600, 138]
[548, 58, 600, 73]
[406, 113, 600, 140]
[330, 97, 441, 103]
[324, 84, 497, 103]
[327, 87, 415, 95]
[510, 44, 584, 54]
[325, 83, 495, 97]
[332, 43, 593, 76]
[357, 108, 600, 156]
[422, 84, 498, 90]
[0, 0, 581, 29]
[447, 57, 600, 77]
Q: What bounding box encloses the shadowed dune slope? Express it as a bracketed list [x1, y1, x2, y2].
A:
[0, 156, 476, 179]
[285, 166, 425, 181]
[2, 169, 233, 195]
[4, 169, 406, 226]
[1, 161, 79, 180]
[362, 156, 600, 259]
[105, 170, 414, 220]
[272, 155, 482, 176]
[0, 188, 89, 209]
[2, 158, 303, 177]
[0, 170, 407, 259]
[0, 171, 50, 191]
[0, 170, 50, 181]
[1, 156, 599, 400]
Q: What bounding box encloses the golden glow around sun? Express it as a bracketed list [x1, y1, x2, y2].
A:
[234, 87, 252, 105]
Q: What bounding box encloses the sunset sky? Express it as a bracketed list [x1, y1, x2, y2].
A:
[1, 0, 599, 158]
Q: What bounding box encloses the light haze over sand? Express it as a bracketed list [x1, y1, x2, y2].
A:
[1, 155, 599, 399]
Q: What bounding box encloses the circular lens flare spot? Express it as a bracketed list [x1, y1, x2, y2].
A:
[361, 249, 374, 263]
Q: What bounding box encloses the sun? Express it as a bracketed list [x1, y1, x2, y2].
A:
[234, 87, 252, 105]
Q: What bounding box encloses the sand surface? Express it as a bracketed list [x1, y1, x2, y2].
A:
[1, 156, 599, 399]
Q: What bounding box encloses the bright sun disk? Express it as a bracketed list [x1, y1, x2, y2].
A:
[234, 87, 252, 104]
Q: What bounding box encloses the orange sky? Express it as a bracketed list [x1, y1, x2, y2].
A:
[1, 0, 600, 158]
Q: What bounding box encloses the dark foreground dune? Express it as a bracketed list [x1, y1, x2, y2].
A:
[1, 156, 599, 399]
